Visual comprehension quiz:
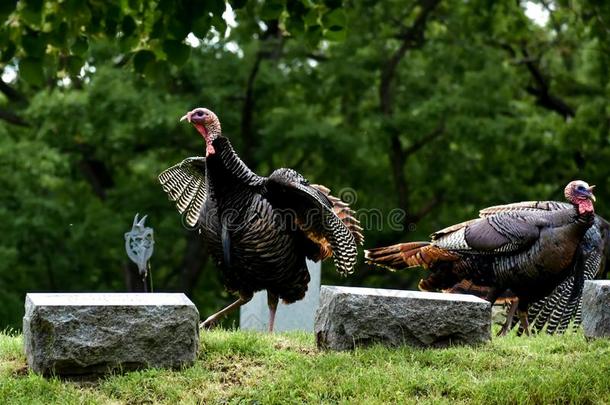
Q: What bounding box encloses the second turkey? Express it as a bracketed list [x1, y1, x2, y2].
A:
[365, 180, 597, 335]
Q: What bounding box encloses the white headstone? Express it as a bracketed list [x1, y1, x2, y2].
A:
[240, 259, 321, 332]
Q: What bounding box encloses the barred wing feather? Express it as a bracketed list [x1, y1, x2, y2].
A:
[158, 157, 207, 227]
[265, 169, 359, 276]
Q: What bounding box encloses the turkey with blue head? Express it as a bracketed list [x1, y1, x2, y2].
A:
[365, 180, 596, 335]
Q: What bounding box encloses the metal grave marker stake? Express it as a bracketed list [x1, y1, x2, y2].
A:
[124, 213, 154, 291]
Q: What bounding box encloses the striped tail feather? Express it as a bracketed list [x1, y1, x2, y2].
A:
[365, 242, 443, 270]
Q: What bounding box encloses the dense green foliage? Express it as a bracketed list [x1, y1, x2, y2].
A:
[1, 329, 609, 403]
[0, 0, 344, 85]
[1, 0, 610, 329]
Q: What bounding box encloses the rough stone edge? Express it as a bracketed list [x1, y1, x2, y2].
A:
[23, 293, 200, 377]
[582, 280, 610, 339]
[314, 286, 492, 351]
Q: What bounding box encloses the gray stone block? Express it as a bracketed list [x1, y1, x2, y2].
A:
[582, 280, 610, 339]
[23, 293, 199, 376]
[314, 286, 491, 350]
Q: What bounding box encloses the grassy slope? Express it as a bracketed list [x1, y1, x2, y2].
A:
[0, 329, 609, 405]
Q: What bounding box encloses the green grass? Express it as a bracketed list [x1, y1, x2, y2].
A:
[1, 329, 609, 404]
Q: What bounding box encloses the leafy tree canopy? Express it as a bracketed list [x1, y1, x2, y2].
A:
[1, 0, 345, 85]
[1, 0, 609, 329]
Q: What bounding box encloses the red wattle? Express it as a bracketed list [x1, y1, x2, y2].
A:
[194, 123, 216, 156]
[578, 199, 594, 214]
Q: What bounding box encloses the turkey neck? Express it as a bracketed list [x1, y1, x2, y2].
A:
[205, 136, 262, 201]
[573, 200, 595, 226]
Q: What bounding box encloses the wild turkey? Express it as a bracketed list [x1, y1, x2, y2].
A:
[474, 201, 609, 334]
[513, 214, 609, 334]
[443, 215, 608, 335]
[158, 107, 363, 331]
[365, 181, 596, 335]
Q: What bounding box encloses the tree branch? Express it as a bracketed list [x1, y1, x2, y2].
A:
[403, 123, 445, 157]
[240, 20, 283, 165]
[407, 192, 444, 224]
[521, 47, 575, 119]
[0, 80, 26, 102]
[380, 0, 441, 224]
[0, 108, 29, 126]
[78, 158, 114, 200]
[380, 0, 441, 115]
[493, 42, 575, 119]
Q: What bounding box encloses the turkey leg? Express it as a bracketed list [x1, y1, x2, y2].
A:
[267, 292, 279, 332]
[497, 298, 519, 336]
[518, 309, 530, 336]
[200, 293, 253, 329]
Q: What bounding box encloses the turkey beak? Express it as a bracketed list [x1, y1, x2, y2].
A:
[180, 112, 192, 123]
[587, 185, 596, 202]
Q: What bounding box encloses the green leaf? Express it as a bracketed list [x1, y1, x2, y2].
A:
[208, 0, 226, 17]
[88, 10, 104, 34]
[21, 32, 46, 57]
[260, 0, 285, 20]
[167, 17, 191, 40]
[230, 0, 247, 10]
[48, 22, 69, 47]
[66, 55, 84, 76]
[211, 15, 227, 33]
[21, 0, 43, 26]
[19, 57, 44, 86]
[133, 50, 155, 73]
[323, 27, 346, 41]
[104, 4, 121, 36]
[71, 36, 89, 56]
[121, 16, 137, 37]
[322, 8, 346, 32]
[192, 16, 211, 38]
[158, 0, 174, 13]
[150, 18, 165, 39]
[144, 59, 170, 84]
[128, 0, 141, 12]
[0, 41, 16, 63]
[286, 0, 306, 18]
[0, 1, 16, 21]
[303, 8, 319, 27]
[305, 24, 321, 47]
[162, 40, 191, 66]
[285, 15, 305, 36]
[323, 0, 342, 8]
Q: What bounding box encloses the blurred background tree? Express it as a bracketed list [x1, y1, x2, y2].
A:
[1, 0, 609, 329]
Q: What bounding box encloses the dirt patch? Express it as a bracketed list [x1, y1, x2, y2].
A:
[272, 337, 318, 355]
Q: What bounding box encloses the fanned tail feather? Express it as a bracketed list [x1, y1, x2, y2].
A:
[364, 242, 437, 270]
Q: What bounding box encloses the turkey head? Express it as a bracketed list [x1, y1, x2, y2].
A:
[565, 180, 596, 215]
[181, 107, 221, 156]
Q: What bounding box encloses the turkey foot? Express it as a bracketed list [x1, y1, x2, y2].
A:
[199, 293, 253, 329]
[497, 299, 519, 336]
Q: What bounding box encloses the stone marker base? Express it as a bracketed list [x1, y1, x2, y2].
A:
[314, 286, 491, 350]
[582, 280, 610, 339]
[23, 293, 199, 376]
